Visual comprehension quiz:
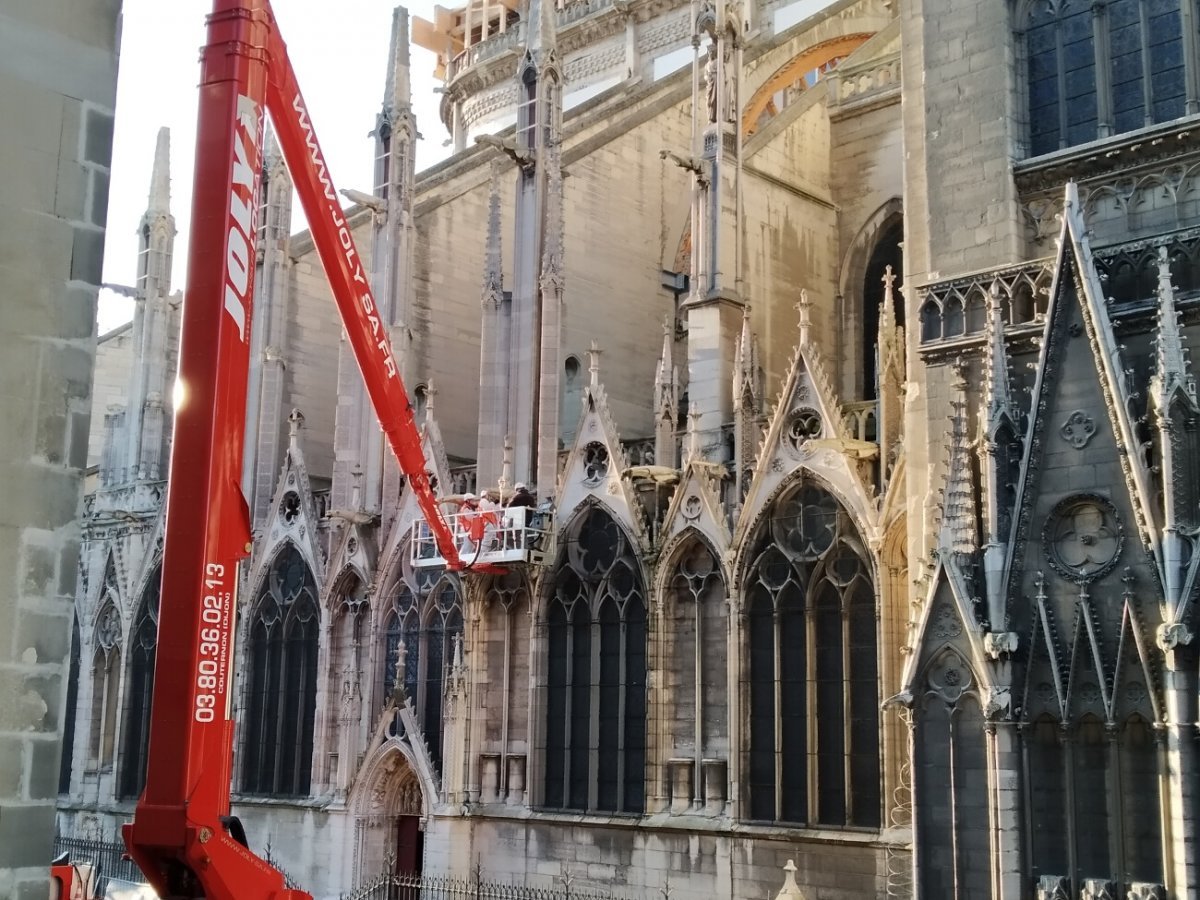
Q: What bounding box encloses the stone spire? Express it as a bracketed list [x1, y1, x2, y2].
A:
[732, 306, 760, 496]
[147, 126, 171, 217]
[118, 126, 178, 487]
[246, 123, 294, 527]
[492, 0, 562, 491]
[1149, 247, 1199, 614]
[476, 161, 508, 487]
[1150, 247, 1196, 412]
[978, 283, 1021, 624]
[733, 305, 759, 411]
[384, 5, 412, 117]
[484, 160, 504, 301]
[983, 281, 1017, 438]
[654, 319, 679, 468]
[535, 137, 565, 495]
[332, 4, 419, 519]
[939, 358, 978, 558]
[137, 126, 175, 301]
[876, 266, 904, 486]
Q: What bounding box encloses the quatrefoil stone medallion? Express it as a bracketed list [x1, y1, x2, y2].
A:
[1059, 410, 1096, 449]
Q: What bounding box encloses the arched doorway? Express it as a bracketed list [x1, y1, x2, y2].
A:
[354, 747, 427, 883]
[862, 220, 903, 398]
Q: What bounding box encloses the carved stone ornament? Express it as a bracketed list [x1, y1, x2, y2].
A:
[931, 603, 963, 640]
[1080, 878, 1117, 900]
[984, 686, 1012, 720]
[1156, 621, 1194, 651]
[1042, 494, 1123, 583]
[96, 604, 120, 650]
[1059, 410, 1097, 448]
[1036, 875, 1070, 900]
[1127, 883, 1167, 900]
[984, 631, 1019, 659]
[682, 494, 702, 521]
[582, 441, 609, 485]
[783, 407, 822, 458]
[927, 653, 972, 703]
[281, 490, 302, 525]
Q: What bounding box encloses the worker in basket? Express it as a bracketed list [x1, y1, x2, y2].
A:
[459, 493, 499, 556]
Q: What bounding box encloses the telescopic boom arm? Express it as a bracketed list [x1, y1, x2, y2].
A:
[124, 2, 463, 897]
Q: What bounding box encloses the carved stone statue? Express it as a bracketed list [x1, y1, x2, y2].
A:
[704, 42, 718, 123]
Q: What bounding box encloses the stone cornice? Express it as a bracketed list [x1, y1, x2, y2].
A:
[1013, 118, 1200, 196]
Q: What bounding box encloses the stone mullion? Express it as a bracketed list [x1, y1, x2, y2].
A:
[1139, 0, 1155, 127]
[989, 721, 1025, 899]
[1055, 13, 1069, 150]
[727, 588, 742, 819]
[1161, 653, 1198, 897]
[806, 595, 818, 824]
[525, 592, 547, 809]
[1182, 0, 1200, 113]
[1093, 1, 1113, 137]
[1106, 723, 1125, 887]
[1063, 725, 1080, 889]
[649, 586, 670, 814]
[840, 588, 852, 823]
[772, 600, 783, 821]
[464, 589, 489, 805]
[616, 614, 628, 813]
[948, 705, 963, 895]
[693, 584, 703, 805]
[560, 607, 576, 808]
[588, 609, 601, 812]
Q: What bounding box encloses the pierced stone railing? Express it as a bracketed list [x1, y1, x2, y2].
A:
[842, 400, 878, 443]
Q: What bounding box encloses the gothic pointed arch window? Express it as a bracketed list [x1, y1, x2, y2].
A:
[1022, 0, 1192, 157]
[544, 506, 647, 814]
[119, 565, 161, 799]
[664, 538, 728, 787]
[743, 481, 880, 827]
[89, 601, 122, 770]
[380, 552, 463, 768]
[913, 646, 992, 898]
[481, 571, 532, 800]
[1023, 712, 1164, 885]
[241, 545, 319, 796]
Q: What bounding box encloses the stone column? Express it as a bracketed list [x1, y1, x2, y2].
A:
[1159, 634, 1198, 898]
[0, 3, 120, 894]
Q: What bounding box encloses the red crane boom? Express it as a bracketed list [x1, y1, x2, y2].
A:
[123, 2, 466, 896]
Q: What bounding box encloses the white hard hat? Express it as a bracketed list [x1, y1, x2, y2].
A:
[514, 482, 527, 491]
[464, 492, 477, 500]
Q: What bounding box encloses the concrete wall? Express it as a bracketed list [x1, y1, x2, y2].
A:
[0, 1, 121, 895]
[428, 814, 890, 899]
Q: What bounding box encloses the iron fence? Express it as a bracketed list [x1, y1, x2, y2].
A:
[53, 835, 145, 897]
[341, 871, 661, 900]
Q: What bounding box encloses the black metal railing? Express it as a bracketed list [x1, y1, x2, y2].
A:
[342, 871, 658, 900]
[53, 836, 145, 897]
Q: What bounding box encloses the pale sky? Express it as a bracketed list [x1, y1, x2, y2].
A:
[99, 0, 451, 334]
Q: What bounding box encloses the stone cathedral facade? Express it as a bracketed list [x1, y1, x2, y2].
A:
[57, 0, 1200, 897]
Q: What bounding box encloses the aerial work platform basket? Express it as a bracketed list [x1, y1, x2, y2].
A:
[410, 507, 549, 568]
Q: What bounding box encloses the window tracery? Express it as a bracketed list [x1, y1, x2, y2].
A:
[544, 506, 646, 814]
[119, 565, 160, 799]
[743, 482, 880, 827]
[1022, 0, 1191, 157]
[89, 600, 122, 770]
[381, 556, 463, 768]
[664, 539, 727, 803]
[241, 545, 319, 796]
